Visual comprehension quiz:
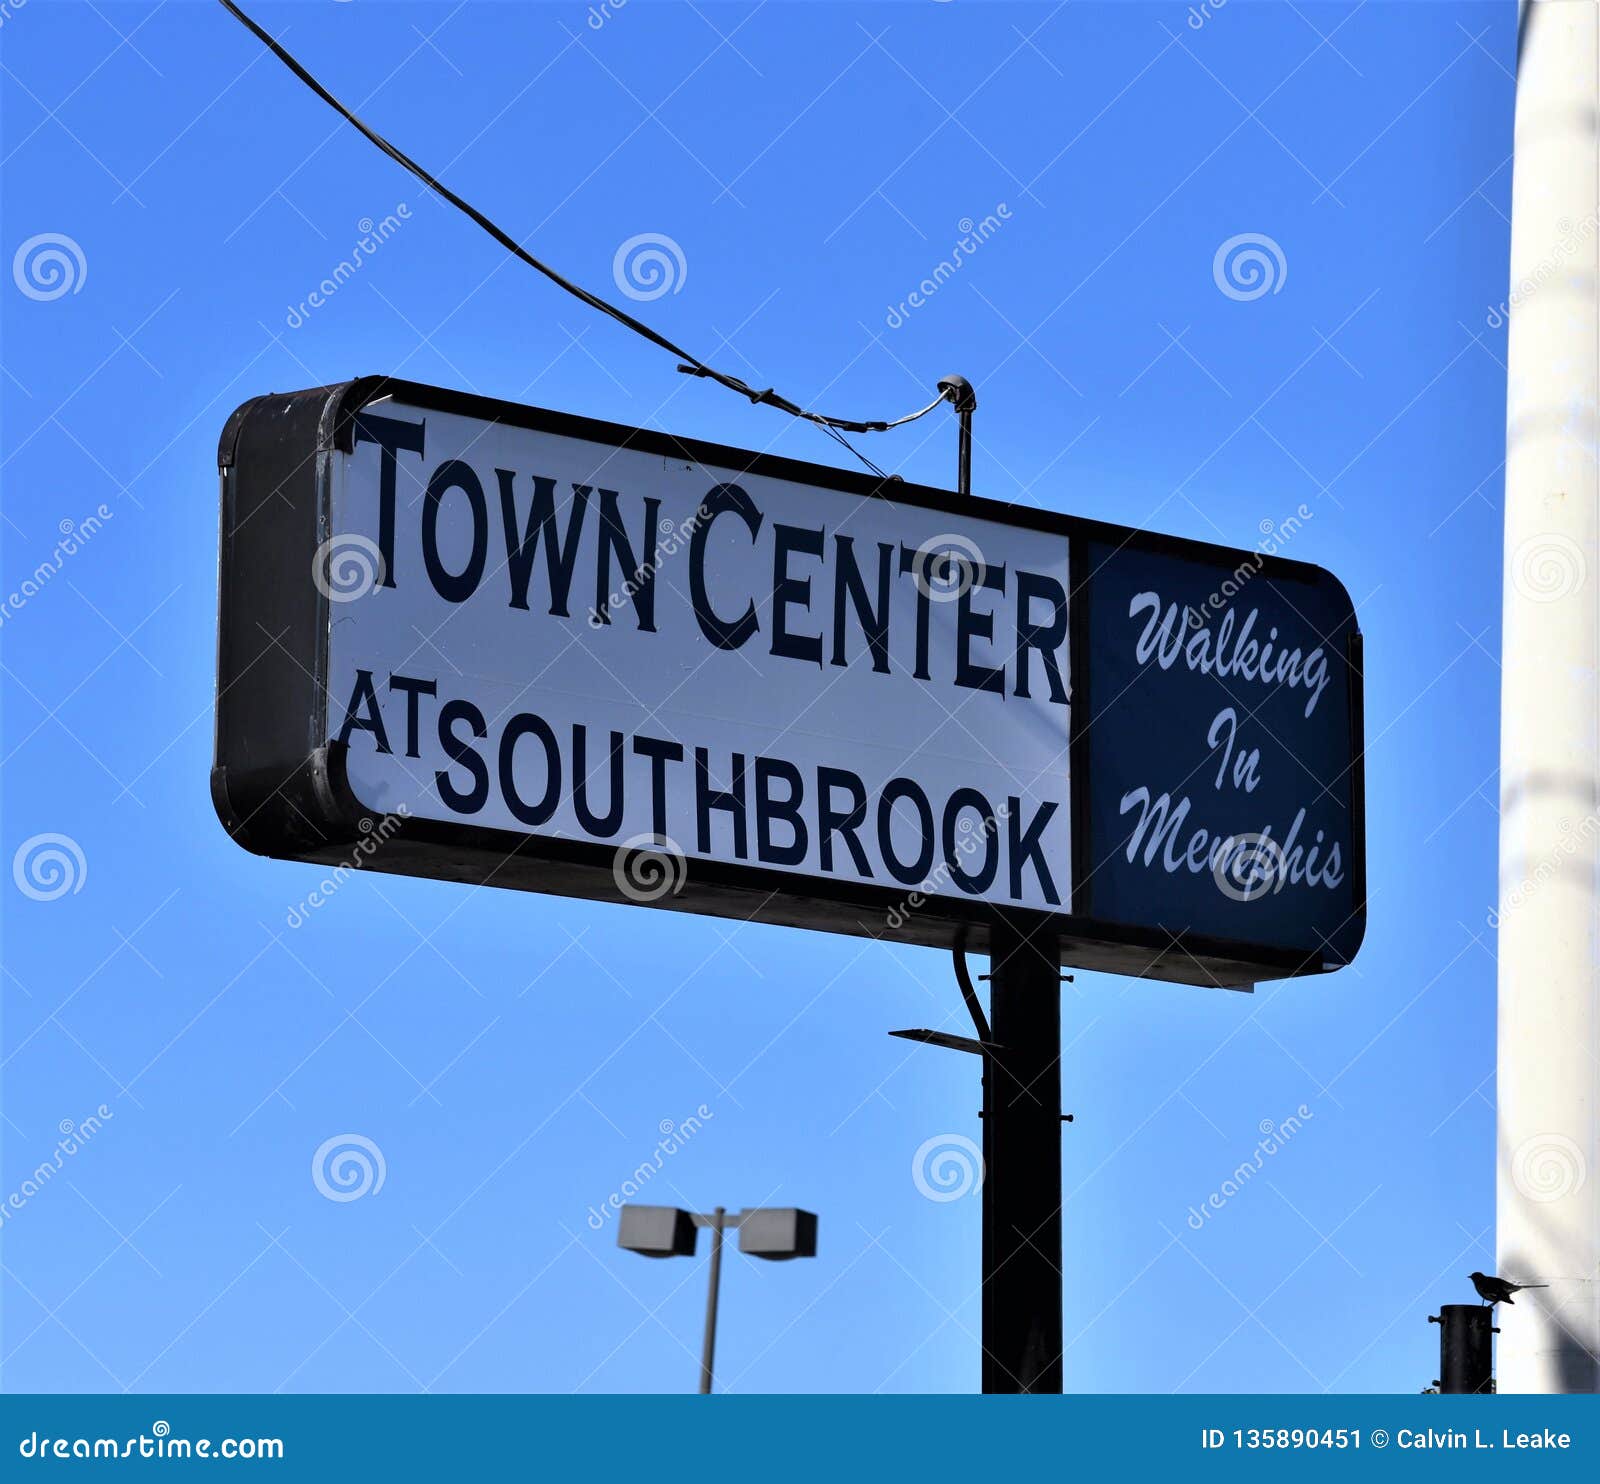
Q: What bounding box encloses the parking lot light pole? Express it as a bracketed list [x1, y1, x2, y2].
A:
[617, 1204, 819, 1394]
[699, 1207, 726, 1394]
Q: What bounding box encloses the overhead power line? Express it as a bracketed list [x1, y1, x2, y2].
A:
[217, 0, 952, 470]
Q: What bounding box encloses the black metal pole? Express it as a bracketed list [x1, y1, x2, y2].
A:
[935, 373, 1066, 1391]
[1430, 1304, 1496, 1394]
[699, 1207, 725, 1394]
[982, 919, 1063, 1393]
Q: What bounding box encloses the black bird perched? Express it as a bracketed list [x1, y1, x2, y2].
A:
[1470, 1271, 1549, 1306]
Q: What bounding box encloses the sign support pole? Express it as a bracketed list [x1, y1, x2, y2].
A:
[933, 375, 1066, 1393]
[982, 920, 1065, 1393]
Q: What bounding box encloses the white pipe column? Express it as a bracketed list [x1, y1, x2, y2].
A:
[1499, 0, 1600, 1395]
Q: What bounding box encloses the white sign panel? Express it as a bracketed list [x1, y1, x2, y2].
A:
[324, 398, 1074, 914]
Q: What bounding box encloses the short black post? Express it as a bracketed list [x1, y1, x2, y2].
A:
[938, 374, 977, 496]
[1430, 1304, 1496, 1394]
[982, 919, 1063, 1393]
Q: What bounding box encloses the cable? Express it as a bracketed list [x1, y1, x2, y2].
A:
[951, 930, 992, 1044]
[819, 423, 890, 482]
[217, 0, 953, 469]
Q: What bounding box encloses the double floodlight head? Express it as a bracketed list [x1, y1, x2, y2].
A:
[617, 1204, 818, 1261]
[616, 1204, 699, 1258]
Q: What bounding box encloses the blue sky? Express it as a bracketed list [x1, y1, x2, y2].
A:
[1, 0, 1512, 1394]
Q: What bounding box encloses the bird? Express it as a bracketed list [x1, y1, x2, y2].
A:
[1470, 1271, 1549, 1306]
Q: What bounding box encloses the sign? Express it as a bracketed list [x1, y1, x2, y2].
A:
[1081, 541, 1362, 962]
[214, 378, 1364, 985]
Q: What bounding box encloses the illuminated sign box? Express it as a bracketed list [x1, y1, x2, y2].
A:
[214, 378, 1365, 987]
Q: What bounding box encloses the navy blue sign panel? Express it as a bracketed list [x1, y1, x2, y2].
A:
[213, 377, 1365, 988]
[1076, 540, 1364, 969]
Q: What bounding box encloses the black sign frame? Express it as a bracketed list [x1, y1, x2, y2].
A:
[214, 376, 1365, 988]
